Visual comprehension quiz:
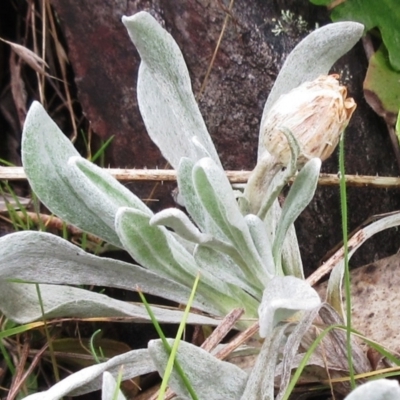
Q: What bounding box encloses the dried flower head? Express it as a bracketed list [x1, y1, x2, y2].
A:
[262, 74, 357, 165]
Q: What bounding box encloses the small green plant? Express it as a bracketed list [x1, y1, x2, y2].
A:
[2, 9, 399, 400]
[271, 9, 309, 36]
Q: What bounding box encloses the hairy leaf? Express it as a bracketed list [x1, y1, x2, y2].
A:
[122, 12, 220, 169]
[149, 339, 247, 400]
[0, 231, 200, 308]
[21, 102, 122, 246]
[258, 276, 320, 338]
[23, 349, 154, 399]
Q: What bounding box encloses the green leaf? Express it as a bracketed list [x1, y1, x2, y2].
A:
[312, 0, 400, 71]
[364, 44, 400, 124]
[396, 110, 400, 143]
[122, 12, 221, 169]
[259, 21, 363, 158]
[148, 339, 247, 400]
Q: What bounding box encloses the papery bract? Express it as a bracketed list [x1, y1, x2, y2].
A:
[262, 74, 356, 165]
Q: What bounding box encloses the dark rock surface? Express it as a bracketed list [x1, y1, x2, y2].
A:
[49, 0, 400, 276]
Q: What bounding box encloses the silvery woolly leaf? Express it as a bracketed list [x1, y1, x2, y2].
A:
[0, 280, 216, 325]
[245, 214, 275, 279]
[273, 158, 321, 274]
[0, 231, 198, 308]
[344, 379, 400, 400]
[122, 12, 220, 169]
[276, 307, 322, 400]
[193, 158, 267, 287]
[69, 156, 153, 227]
[263, 200, 304, 279]
[258, 276, 320, 338]
[115, 207, 238, 316]
[21, 102, 122, 246]
[101, 372, 126, 400]
[115, 207, 196, 286]
[257, 127, 300, 220]
[22, 349, 154, 400]
[150, 208, 212, 244]
[148, 339, 247, 400]
[241, 323, 288, 400]
[259, 22, 364, 158]
[177, 158, 225, 240]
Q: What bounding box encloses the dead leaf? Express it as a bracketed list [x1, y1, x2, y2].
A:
[0, 37, 49, 76]
[317, 253, 400, 355]
[9, 51, 27, 128]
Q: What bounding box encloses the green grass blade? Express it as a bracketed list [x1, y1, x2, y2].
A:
[158, 274, 200, 400]
[35, 283, 60, 382]
[281, 323, 342, 400]
[339, 132, 355, 389]
[90, 329, 103, 363]
[138, 284, 198, 400]
[91, 135, 114, 164]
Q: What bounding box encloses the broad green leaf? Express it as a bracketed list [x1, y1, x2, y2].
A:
[22, 349, 154, 400]
[0, 280, 215, 325]
[193, 158, 267, 287]
[21, 102, 120, 246]
[363, 45, 400, 125]
[344, 379, 400, 400]
[259, 22, 363, 158]
[148, 339, 247, 400]
[273, 158, 321, 273]
[122, 12, 221, 169]
[258, 276, 320, 339]
[311, 0, 400, 71]
[396, 109, 400, 142]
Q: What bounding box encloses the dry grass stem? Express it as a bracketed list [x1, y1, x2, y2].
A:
[2, 166, 400, 188]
